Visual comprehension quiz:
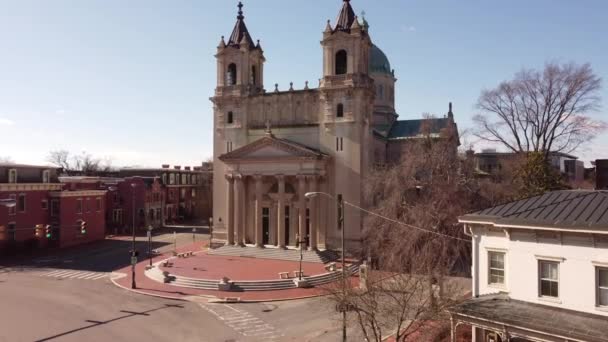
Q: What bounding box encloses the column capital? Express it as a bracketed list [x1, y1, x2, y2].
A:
[234, 173, 244, 181]
[225, 173, 235, 182]
[296, 174, 307, 182]
[275, 174, 285, 182]
[253, 174, 263, 182]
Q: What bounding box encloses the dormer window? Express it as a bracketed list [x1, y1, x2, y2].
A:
[42, 170, 50, 183]
[227, 111, 234, 124]
[8, 169, 17, 184]
[336, 103, 344, 118]
[335, 50, 347, 75]
[227, 63, 237, 86]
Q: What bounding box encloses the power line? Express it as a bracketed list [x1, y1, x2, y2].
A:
[343, 201, 472, 243]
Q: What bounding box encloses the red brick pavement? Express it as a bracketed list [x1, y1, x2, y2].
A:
[111, 242, 358, 302]
[160, 252, 328, 281]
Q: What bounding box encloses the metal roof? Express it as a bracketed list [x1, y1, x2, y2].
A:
[387, 118, 450, 140]
[449, 293, 608, 342]
[460, 190, 608, 231]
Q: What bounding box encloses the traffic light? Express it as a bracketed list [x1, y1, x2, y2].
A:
[45, 225, 52, 238]
[35, 224, 43, 238]
[80, 221, 87, 235]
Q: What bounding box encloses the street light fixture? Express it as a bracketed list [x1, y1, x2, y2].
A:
[0, 199, 17, 208]
[147, 225, 154, 267]
[304, 191, 346, 342]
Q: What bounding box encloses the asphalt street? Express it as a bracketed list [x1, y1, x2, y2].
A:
[0, 230, 349, 342]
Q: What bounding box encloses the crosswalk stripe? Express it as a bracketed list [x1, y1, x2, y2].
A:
[74, 272, 96, 279]
[41, 270, 108, 280]
[47, 270, 74, 277]
[88, 274, 108, 280]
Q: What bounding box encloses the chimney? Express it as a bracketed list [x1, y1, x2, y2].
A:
[596, 159, 608, 190]
[185, 166, 191, 171]
[174, 166, 181, 170]
[162, 164, 170, 169]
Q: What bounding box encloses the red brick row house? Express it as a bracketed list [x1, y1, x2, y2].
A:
[0, 163, 106, 252]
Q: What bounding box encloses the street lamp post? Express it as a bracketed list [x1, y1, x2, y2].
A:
[147, 225, 153, 267]
[304, 191, 346, 342]
[131, 183, 137, 289]
[296, 233, 304, 280]
[192, 227, 196, 245]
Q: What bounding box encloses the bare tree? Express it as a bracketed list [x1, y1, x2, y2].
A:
[46, 150, 71, 170]
[0, 156, 14, 164]
[474, 62, 604, 158]
[46, 150, 114, 175]
[322, 120, 482, 341]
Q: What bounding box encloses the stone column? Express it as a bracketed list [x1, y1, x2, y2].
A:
[307, 175, 318, 251]
[277, 175, 286, 249]
[254, 175, 263, 248]
[225, 174, 235, 245]
[235, 174, 245, 246]
[297, 175, 307, 250]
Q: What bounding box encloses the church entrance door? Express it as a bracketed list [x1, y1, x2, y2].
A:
[284, 206, 290, 246]
[262, 207, 270, 245]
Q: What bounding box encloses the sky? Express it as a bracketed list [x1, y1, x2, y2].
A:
[0, 0, 606, 168]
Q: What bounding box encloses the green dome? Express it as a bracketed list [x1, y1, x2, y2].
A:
[370, 44, 392, 75]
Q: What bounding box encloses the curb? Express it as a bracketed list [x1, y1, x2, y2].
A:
[110, 272, 197, 302]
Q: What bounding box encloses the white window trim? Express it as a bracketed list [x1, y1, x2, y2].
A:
[486, 249, 507, 289]
[8, 169, 17, 184]
[534, 255, 566, 263]
[538, 259, 561, 302]
[596, 266, 608, 309]
[42, 170, 50, 183]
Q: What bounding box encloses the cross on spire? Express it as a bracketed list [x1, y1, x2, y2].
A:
[237, 1, 244, 20]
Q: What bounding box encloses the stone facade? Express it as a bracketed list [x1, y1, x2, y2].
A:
[212, 1, 457, 251]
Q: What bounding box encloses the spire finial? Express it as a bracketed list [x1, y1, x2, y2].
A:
[448, 102, 454, 119]
[237, 1, 244, 20]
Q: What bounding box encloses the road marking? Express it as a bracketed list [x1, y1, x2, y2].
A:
[198, 303, 282, 341]
[41, 269, 109, 281]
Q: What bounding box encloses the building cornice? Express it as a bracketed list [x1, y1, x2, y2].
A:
[0, 183, 64, 192]
[49, 190, 107, 198]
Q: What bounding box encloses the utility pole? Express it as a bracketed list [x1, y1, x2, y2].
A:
[339, 196, 346, 342]
[131, 183, 138, 289]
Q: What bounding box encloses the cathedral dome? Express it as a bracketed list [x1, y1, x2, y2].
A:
[370, 44, 392, 75]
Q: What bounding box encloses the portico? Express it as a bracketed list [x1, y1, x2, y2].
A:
[219, 132, 330, 250]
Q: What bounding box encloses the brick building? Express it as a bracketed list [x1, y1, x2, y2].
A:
[0, 163, 106, 252]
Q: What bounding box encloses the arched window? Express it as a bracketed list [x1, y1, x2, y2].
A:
[379, 85, 384, 100]
[335, 50, 347, 75]
[251, 65, 257, 86]
[227, 111, 234, 124]
[226, 63, 237, 86]
[337, 103, 344, 118]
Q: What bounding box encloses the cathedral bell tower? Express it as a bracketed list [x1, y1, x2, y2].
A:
[319, 0, 374, 124]
[215, 1, 265, 97]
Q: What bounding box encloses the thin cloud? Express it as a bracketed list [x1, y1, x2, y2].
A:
[401, 25, 417, 32]
[0, 118, 14, 126]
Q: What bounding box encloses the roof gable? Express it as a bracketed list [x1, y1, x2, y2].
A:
[219, 135, 328, 162]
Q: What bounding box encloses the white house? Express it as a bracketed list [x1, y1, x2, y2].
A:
[449, 190, 608, 342]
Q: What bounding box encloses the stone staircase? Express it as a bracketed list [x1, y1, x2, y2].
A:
[208, 245, 340, 264]
[145, 260, 360, 292]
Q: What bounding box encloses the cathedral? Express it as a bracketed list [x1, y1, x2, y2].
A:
[211, 0, 457, 251]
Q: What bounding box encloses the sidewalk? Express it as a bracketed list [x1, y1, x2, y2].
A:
[111, 242, 351, 303]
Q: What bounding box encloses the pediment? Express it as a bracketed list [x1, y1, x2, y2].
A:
[219, 134, 328, 163]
